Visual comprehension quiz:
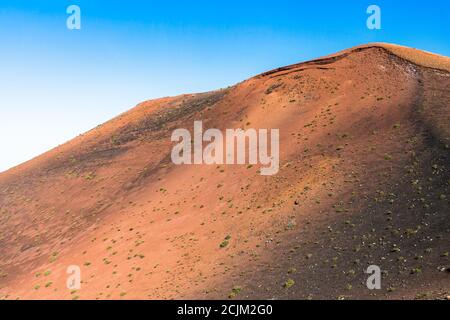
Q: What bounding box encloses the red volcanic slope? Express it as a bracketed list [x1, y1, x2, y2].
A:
[0, 44, 449, 300]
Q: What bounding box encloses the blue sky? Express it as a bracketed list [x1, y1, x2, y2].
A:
[0, 0, 449, 172]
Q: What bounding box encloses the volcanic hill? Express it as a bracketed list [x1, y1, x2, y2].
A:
[0, 43, 449, 300]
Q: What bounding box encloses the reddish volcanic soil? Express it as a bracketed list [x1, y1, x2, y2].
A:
[0, 44, 449, 300]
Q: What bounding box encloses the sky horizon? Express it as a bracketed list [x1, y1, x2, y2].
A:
[1, 1, 449, 172]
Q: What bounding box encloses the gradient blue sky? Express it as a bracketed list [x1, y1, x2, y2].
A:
[0, 1, 449, 172]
